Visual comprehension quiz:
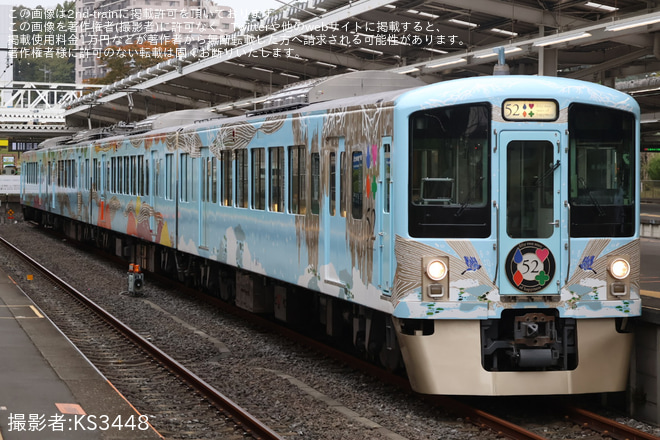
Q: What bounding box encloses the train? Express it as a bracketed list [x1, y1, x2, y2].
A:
[20, 70, 641, 396]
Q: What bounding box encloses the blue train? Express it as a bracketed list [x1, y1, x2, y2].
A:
[21, 71, 640, 395]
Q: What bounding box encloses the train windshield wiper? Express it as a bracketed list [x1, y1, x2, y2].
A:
[577, 177, 606, 217]
[533, 160, 560, 187]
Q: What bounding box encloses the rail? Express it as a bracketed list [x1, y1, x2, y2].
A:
[0, 235, 285, 440]
[562, 405, 660, 440]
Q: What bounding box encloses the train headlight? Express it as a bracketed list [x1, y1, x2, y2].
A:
[426, 260, 448, 281]
[609, 258, 630, 280]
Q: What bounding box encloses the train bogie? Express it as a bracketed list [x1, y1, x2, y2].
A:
[21, 72, 641, 396]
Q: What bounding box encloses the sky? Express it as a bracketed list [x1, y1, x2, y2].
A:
[6, 0, 282, 26]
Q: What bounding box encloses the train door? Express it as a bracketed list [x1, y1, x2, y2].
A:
[100, 154, 106, 225]
[198, 148, 208, 249]
[38, 158, 44, 203]
[498, 131, 562, 295]
[378, 138, 392, 294]
[149, 150, 157, 236]
[323, 137, 347, 288]
[49, 160, 55, 210]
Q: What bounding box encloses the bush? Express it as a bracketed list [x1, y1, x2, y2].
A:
[649, 154, 660, 180]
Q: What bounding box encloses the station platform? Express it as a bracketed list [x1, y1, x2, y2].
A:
[635, 291, 660, 427]
[0, 268, 162, 439]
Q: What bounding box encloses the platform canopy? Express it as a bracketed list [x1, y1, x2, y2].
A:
[63, 0, 660, 145]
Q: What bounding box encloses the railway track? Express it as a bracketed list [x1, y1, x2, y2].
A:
[0, 235, 284, 440]
[560, 405, 660, 440]
[1, 225, 658, 440]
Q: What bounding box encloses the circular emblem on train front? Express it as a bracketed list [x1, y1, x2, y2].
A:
[505, 241, 556, 293]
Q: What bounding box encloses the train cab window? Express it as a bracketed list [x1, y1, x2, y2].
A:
[568, 104, 635, 237]
[221, 150, 232, 206]
[311, 153, 320, 215]
[409, 103, 491, 238]
[351, 151, 363, 219]
[329, 152, 336, 216]
[289, 145, 306, 214]
[269, 147, 284, 212]
[236, 149, 248, 208]
[252, 148, 266, 210]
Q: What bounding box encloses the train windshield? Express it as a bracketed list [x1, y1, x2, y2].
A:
[409, 103, 491, 238]
[568, 104, 635, 237]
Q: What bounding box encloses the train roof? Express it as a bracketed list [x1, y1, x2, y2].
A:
[37, 74, 639, 150]
[394, 75, 640, 115]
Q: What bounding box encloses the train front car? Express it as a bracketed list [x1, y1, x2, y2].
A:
[391, 76, 640, 396]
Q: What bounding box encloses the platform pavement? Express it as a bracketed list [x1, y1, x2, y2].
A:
[0, 269, 162, 439]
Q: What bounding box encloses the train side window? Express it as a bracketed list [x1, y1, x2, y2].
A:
[85, 159, 90, 191]
[131, 156, 137, 195]
[210, 157, 217, 204]
[221, 150, 232, 206]
[340, 152, 346, 217]
[106, 159, 110, 194]
[92, 159, 98, 190]
[201, 158, 208, 202]
[252, 148, 266, 210]
[351, 151, 363, 219]
[57, 160, 63, 187]
[113, 158, 119, 193]
[311, 152, 320, 215]
[384, 144, 391, 213]
[144, 157, 149, 197]
[329, 152, 336, 216]
[110, 157, 116, 193]
[236, 149, 248, 208]
[124, 156, 130, 195]
[289, 145, 306, 215]
[82, 159, 89, 190]
[138, 156, 145, 196]
[119, 157, 124, 193]
[165, 153, 173, 200]
[191, 157, 197, 201]
[269, 147, 284, 212]
[154, 158, 161, 198]
[180, 153, 189, 202]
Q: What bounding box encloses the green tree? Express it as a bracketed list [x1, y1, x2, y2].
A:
[648, 154, 660, 180]
[85, 42, 177, 85]
[12, 2, 76, 83]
